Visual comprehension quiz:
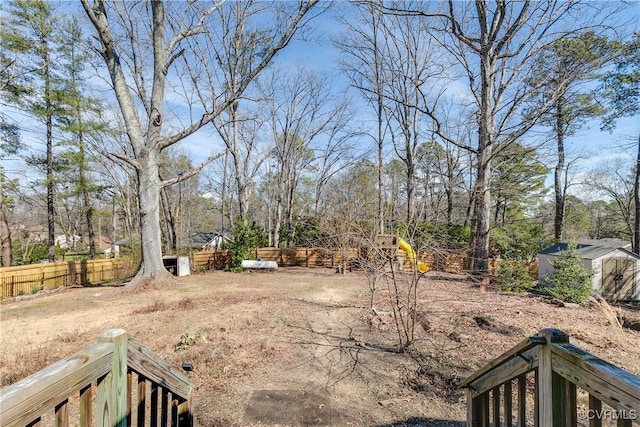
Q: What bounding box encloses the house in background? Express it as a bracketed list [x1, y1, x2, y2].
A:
[96, 236, 120, 258]
[54, 234, 82, 250]
[538, 239, 640, 303]
[189, 232, 231, 252]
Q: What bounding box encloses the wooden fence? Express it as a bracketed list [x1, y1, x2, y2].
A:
[192, 247, 538, 278]
[462, 328, 640, 426]
[0, 329, 194, 427]
[0, 258, 138, 299]
[1, 249, 538, 299]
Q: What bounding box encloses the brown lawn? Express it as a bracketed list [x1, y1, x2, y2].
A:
[1, 267, 639, 426]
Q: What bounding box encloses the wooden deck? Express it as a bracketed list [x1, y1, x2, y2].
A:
[462, 328, 640, 426]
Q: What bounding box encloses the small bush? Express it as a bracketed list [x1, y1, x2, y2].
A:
[175, 331, 206, 352]
[227, 220, 267, 271]
[539, 245, 594, 305]
[498, 261, 534, 293]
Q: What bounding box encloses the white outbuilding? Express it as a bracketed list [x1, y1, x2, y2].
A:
[538, 239, 640, 303]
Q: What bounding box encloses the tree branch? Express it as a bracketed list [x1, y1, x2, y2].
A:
[161, 150, 225, 187]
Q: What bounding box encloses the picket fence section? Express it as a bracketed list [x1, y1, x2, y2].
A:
[193, 247, 538, 277]
[1, 248, 538, 299]
[0, 259, 137, 299]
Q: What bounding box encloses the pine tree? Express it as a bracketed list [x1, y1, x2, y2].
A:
[2, 0, 64, 261]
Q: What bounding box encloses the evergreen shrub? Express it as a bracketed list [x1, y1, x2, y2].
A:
[539, 245, 594, 305]
[498, 261, 534, 293]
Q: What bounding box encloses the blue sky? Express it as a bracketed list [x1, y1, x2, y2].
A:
[2, 1, 638, 193]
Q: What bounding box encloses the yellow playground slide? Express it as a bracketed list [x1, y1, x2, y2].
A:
[397, 237, 429, 273]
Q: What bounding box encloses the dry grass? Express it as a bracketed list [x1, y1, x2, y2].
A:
[0, 343, 54, 387]
[132, 300, 170, 314]
[1, 269, 639, 426]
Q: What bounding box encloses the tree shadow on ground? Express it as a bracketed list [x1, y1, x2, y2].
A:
[371, 418, 466, 426]
[371, 417, 465, 426]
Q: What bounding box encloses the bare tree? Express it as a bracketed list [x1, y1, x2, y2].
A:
[587, 158, 635, 242]
[260, 67, 344, 247]
[80, 0, 320, 284]
[379, 1, 618, 273]
[335, 1, 388, 234]
[381, 10, 447, 225]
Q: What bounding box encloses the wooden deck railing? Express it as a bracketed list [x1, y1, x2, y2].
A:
[462, 328, 640, 426]
[0, 329, 194, 427]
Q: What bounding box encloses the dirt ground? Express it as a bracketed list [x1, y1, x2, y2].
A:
[1, 267, 639, 426]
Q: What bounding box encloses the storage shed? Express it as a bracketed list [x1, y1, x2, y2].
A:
[538, 240, 640, 303]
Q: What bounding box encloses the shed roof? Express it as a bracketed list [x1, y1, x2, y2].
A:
[190, 232, 215, 247]
[540, 242, 640, 260]
[189, 231, 230, 249]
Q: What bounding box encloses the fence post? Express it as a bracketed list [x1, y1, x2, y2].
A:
[537, 328, 570, 427]
[98, 329, 128, 427]
[67, 261, 77, 287]
[81, 259, 88, 286]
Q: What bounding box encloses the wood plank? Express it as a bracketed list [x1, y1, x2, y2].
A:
[462, 336, 545, 389]
[79, 385, 92, 427]
[534, 369, 539, 427]
[518, 374, 527, 427]
[177, 401, 191, 427]
[98, 329, 128, 427]
[565, 380, 577, 427]
[480, 393, 489, 427]
[492, 386, 501, 426]
[467, 388, 475, 427]
[0, 343, 113, 427]
[551, 345, 640, 412]
[539, 345, 553, 427]
[589, 395, 602, 427]
[55, 400, 68, 427]
[127, 372, 132, 427]
[127, 338, 194, 400]
[96, 373, 111, 427]
[137, 377, 146, 427]
[504, 381, 513, 427]
[171, 399, 179, 427]
[161, 389, 169, 427]
[150, 383, 159, 427]
[467, 346, 539, 398]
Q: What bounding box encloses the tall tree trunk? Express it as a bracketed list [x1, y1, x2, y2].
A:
[230, 101, 250, 224]
[160, 187, 177, 252]
[554, 100, 566, 241]
[634, 133, 640, 254]
[0, 180, 12, 266]
[77, 112, 96, 259]
[44, 49, 56, 262]
[446, 187, 453, 226]
[274, 200, 282, 248]
[111, 196, 117, 257]
[137, 151, 166, 278]
[220, 150, 229, 238]
[468, 44, 495, 274]
[377, 94, 384, 234]
[469, 153, 492, 273]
